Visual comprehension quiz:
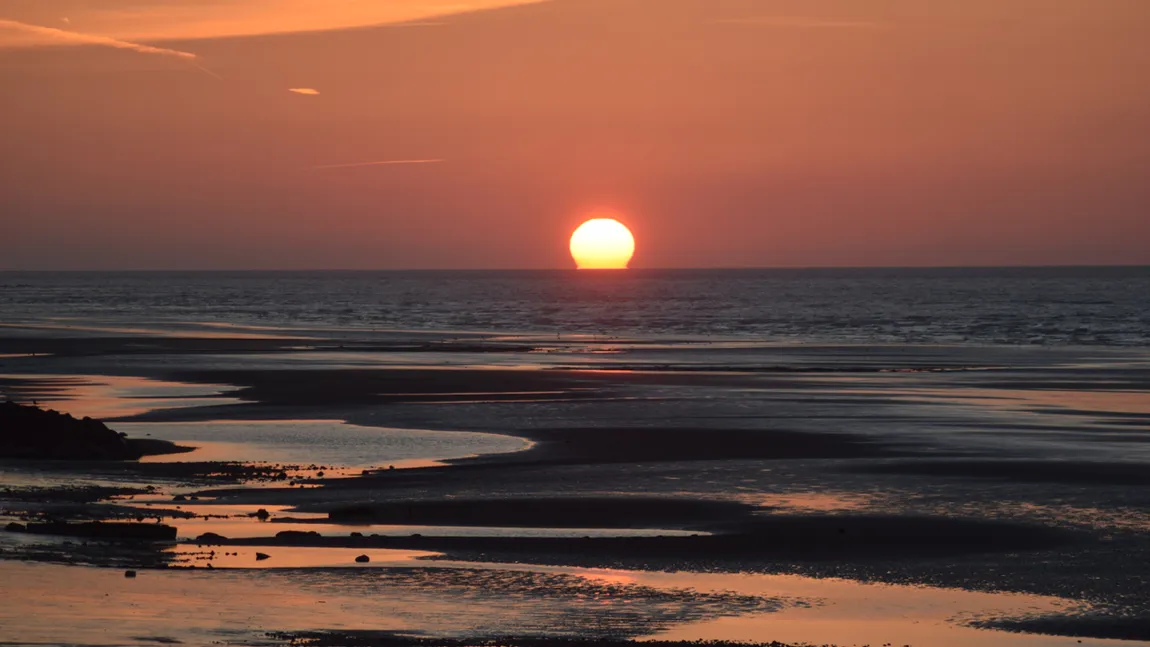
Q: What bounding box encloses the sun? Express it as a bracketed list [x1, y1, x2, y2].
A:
[570, 218, 635, 269]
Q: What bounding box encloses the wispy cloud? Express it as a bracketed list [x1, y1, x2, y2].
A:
[715, 16, 883, 29]
[0, 18, 198, 59]
[311, 159, 445, 170]
[0, 19, 225, 78]
[289, 88, 320, 95]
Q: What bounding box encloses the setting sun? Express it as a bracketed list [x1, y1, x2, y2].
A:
[569, 218, 635, 269]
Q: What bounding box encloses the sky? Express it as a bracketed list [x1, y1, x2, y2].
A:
[1, 0, 1148, 270]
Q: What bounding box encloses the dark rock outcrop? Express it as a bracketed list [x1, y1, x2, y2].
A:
[0, 401, 191, 460]
[195, 532, 228, 544]
[275, 530, 321, 540]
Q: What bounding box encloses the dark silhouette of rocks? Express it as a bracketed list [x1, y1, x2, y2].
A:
[22, 521, 177, 541]
[196, 532, 228, 545]
[254, 508, 271, 521]
[5, 522, 26, 532]
[255, 552, 270, 561]
[355, 554, 370, 563]
[124, 570, 137, 578]
[0, 400, 192, 460]
[275, 530, 321, 540]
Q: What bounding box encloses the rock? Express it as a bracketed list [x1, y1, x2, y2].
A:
[349, 532, 363, 538]
[274, 530, 321, 540]
[0, 401, 189, 460]
[355, 554, 370, 563]
[195, 532, 228, 544]
[173, 495, 187, 502]
[0, 401, 132, 460]
[23, 521, 177, 541]
[5, 522, 26, 533]
[254, 508, 271, 521]
[124, 570, 137, 578]
[255, 552, 270, 561]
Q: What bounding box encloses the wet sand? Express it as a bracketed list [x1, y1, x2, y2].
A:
[2, 333, 1150, 645]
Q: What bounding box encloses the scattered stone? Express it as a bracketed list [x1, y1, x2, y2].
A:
[173, 495, 187, 502]
[255, 508, 271, 521]
[5, 522, 26, 533]
[124, 570, 137, 578]
[355, 554, 370, 563]
[349, 532, 363, 538]
[255, 552, 270, 561]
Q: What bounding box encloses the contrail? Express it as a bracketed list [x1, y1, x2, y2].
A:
[0, 19, 199, 59]
[714, 16, 883, 29]
[192, 62, 225, 80]
[311, 159, 445, 170]
[0, 18, 223, 78]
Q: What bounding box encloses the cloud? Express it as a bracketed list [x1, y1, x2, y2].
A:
[311, 158, 445, 170]
[289, 88, 320, 95]
[0, 19, 199, 59]
[0, 1, 543, 44]
[715, 16, 883, 29]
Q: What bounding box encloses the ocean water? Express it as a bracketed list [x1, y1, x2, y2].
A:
[2, 268, 1148, 346]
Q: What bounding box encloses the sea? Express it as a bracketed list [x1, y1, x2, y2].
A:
[2, 267, 1148, 346]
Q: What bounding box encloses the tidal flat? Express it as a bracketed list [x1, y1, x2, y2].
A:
[2, 328, 1149, 647]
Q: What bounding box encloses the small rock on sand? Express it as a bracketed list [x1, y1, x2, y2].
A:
[124, 570, 137, 578]
[195, 532, 228, 544]
[5, 522, 26, 532]
[255, 552, 270, 561]
[355, 554, 370, 563]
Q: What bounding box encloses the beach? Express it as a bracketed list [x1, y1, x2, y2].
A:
[1, 270, 1149, 646]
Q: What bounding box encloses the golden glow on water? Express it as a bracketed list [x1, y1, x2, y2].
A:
[1, 559, 1103, 647]
[570, 218, 635, 269]
[0, 374, 238, 419]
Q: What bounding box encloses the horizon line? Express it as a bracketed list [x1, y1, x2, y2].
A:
[2, 264, 1149, 273]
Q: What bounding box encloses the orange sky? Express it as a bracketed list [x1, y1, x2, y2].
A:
[1, 0, 1148, 270]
